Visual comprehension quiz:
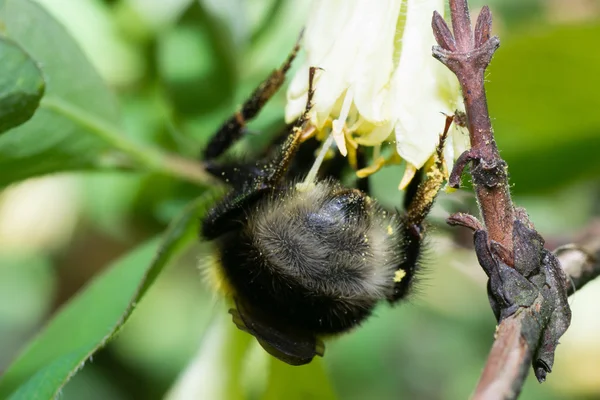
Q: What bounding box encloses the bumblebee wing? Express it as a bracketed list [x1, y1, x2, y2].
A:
[229, 304, 324, 366]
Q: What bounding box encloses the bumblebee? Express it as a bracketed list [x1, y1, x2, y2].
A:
[200, 42, 448, 366]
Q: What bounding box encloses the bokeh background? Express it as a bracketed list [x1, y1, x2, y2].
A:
[1, 0, 600, 399]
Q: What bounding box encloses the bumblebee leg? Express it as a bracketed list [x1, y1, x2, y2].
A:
[355, 146, 371, 193]
[389, 115, 454, 302]
[204, 160, 266, 190]
[204, 122, 300, 189]
[203, 34, 302, 160]
[404, 115, 453, 228]
[259, 66, 317, 184]
[201, 67, 318, 239]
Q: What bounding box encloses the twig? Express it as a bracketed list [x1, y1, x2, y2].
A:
[431, 1, 584, 399]
[432, 3, 513, 254]
[556, 220, 600, 296]
[474, 237, 600, 399]
[561, 248, 600, 296]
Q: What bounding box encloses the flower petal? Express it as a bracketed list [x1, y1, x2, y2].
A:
[391, 0, 458, 169]
[286, 0, 403, 128]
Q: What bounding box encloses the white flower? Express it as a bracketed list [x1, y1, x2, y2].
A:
[286, 0, 469, 188]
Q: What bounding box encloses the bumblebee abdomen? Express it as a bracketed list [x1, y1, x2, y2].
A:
[216, 181, 404, 334]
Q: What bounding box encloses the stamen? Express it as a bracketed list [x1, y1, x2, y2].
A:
[331, 88, 354, 156]
[300, 124, 317, 141]
[356, 156, 386, 178]
[398, 163, 417, 190]
[297, 133, 335, 191]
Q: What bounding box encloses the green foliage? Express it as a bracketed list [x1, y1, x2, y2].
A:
[156, 3, 236, 119]
[264, 358, 337, 400]
[488, 23, 600, 193]
[0, 194, 215, 399]
[0, 0, 597, 399]
[0, 37, 44, 135]
[0, 0, 122, 186]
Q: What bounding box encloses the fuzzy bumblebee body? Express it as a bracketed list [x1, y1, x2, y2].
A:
[202, 174, 427, 364]
[213, 180, 408, 330]
[200, 55, 446, 365]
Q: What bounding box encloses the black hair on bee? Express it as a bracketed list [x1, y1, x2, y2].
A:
[199, 44, 449, 365]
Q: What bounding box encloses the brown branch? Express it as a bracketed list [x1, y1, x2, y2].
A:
[432, 1, 587, 399]
[558, 220, 600, 296]
[562, 248, 600, 296]
[433, 3, 514, 255]
[474, 238, 600, 399]
[474, 313, 532, 400]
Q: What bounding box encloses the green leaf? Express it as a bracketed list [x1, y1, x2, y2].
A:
[264, 358, 337, 400]
[0, 37, 44, 134]
[166, 312, 255, 400]
[0, 0, 120, 186]
[157, 3, 236, 120]
[487, 23, 600, 193]
[167, 311, 338, 400]
[0, 193, 216, 400]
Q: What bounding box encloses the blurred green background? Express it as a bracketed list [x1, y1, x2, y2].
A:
[1, 0, 600, 399]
